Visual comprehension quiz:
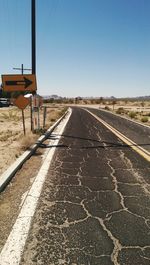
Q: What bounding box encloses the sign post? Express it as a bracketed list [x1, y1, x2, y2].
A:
[43, 106, 47, 128]
[31, 94, 43, 131]
[22, 109, 26, 135]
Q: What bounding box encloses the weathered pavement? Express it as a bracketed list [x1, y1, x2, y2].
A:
[21, 107, 150, 265]
[88, 108, 150, 153]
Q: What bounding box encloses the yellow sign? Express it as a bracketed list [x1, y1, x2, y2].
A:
[1, 74, 37, 92]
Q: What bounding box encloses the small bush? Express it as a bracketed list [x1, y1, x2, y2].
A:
[19, 133, 38, 151]
[116, 107, 124, 114]
[128, 111, 136, 119]
[0, 130, 16, 141]
[105, 106, 110, 111]
[141, 116, 148, 123]
[50, 118, 56, 122]
[1, 110, 21, 122]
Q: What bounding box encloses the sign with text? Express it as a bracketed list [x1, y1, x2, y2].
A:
[1, 74, 37, 92]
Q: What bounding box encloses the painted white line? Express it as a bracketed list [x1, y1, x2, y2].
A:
[0, 108, 72, 265]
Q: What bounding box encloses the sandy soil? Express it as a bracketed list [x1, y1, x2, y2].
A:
[0, 105, 66, 176]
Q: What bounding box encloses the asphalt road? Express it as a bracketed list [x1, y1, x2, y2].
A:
[21, 107, 150, 265]
[87, 108, 150, 153]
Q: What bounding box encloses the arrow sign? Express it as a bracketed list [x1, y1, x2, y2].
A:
[5, 77, 33, 89]
[1, 74, 37, 92]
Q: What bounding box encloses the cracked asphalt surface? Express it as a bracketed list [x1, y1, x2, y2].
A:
[87, 108, 150, 152]
[21, 107, 150, 265]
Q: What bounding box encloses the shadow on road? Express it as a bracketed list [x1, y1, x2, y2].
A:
[39, 133, 150, 151]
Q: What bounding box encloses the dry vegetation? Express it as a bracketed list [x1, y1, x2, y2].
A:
[0, 104, 67, 175]
[110, 101, 150, 125]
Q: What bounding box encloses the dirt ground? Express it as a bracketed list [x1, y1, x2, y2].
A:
[0, 104, 66, 175]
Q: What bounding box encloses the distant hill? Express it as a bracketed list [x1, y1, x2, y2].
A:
[117, 95, 150, 101]
[42, 95, 150, 101]
[43, 95, 62, 100]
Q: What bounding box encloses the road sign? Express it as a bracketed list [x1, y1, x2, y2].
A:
[14, 95, 30, 110]
[1, 74, 37, 92]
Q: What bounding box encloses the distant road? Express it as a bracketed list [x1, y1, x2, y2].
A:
[86, 108, 150, 153]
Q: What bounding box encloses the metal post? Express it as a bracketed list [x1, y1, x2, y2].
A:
[32, 0, 36, 76]
[30, 96, 33, 132]
[22, 109, 26, 135]
[43, 106, 47, 128]
[21, 64, 23, 75]
[31, 0, 37, 131]
[21, 64, 25, 135]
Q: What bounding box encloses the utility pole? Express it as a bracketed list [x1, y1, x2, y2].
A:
[31, 0, 38, 132]
[13, 64, 31, 75]
[32, 0, 36, 76]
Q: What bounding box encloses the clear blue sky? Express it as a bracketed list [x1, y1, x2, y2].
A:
[0, 0, 150, 98]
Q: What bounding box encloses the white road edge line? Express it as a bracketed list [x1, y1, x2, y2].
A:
[86, 109, 150, 162]
[0, 108, 72, 265]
